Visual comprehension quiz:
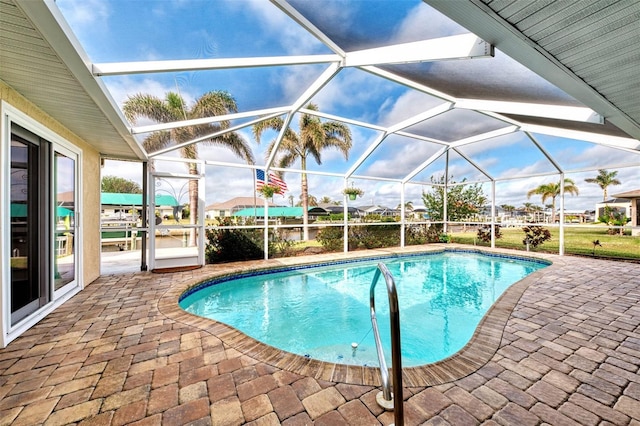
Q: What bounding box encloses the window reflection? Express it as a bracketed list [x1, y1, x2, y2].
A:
[54, 152, 75, 290]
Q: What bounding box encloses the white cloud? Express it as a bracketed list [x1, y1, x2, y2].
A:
[378, 90, 445, 127]
[57, 0, 110, 28]
[393, 3, 468, 42]
[234, 0, 329, 55]
[101, 159, 143, 187]
[569, 144, 639, 170]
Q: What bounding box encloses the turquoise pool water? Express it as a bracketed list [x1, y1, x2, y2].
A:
[180, 251, 548, 366]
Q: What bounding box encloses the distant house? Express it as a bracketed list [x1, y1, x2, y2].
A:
[233, 206, 329, 220]
[101, 193, 178, 221]
[358, 205, 396, 217]
[609, 189, 640, 235]
[595, 198, 632, 221]
[411, 206, 428, 220]
[204, 197, 277, 219]
[560, 209, 594, 223]
[317, 203, 364, 217]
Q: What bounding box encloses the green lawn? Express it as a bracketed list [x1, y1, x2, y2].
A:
[449, 225, 640, 261]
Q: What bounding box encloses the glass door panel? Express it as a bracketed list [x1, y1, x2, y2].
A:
[150, 173, 204, 270]
[10, 137, 41, 324]
[54, 151, 76, 291]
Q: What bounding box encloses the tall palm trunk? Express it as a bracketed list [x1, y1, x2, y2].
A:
[300, 156, 309, 240]
[189, 164, 198, 246]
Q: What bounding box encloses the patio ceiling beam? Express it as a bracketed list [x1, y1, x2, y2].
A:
[345, 103, 452, 178]
[449, 125, 519, 148]
[521, 124, 640, 151]
[298, 108, 387, 132]
[92, 54, 340, 76]
[344, 34, 493, 67]
[269, 166, 351, 179]
[148, 111, 283, 158]
[349, 175, 402, 183]
[270, 0, 346, 57]
[492, 170, 565, 182]
[131, 106, 291, 134]
[345, 133, 388, 178]
[525, 133, 563, 174]
[387, 103, 453, 134]
[265, 63, 342, 168]
[360, 66, 456, 103]
[455, 99, 604, 124]
[197, 161, 355, 179]
[452, 147, 494, 181]
[402, 146, 447, 184]
[394, 131, 449, 147]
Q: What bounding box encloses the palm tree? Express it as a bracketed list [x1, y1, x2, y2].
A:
[396, 201, 414, 211]
[253, 104, 352, 240]
[500, 204, 515, 217]
[527, 178, 579, 223]
[123, 91, 254, 245]
[584, 169, 621, 201]
[296, 193, 318, 207]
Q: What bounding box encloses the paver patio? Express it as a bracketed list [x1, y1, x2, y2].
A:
[1, 246, 639, 425]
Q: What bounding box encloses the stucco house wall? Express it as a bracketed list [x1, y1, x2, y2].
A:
[1, 80, 101, 285]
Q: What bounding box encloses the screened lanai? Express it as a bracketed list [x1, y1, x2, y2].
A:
[4, 0, 640, 271]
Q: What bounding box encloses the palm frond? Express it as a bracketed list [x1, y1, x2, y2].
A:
[253, 116, 285, 143]
[191, 91, 238, 126]
[123, 93, 179, 123]
[142, 131, 171, 153]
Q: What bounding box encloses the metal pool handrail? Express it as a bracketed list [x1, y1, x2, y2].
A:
[370, 263, 404, 426]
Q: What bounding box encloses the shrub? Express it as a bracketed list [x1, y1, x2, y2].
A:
[351, 224, 400, 249]
[405, 224, 433, 245]
[522, 225, 551, 249]
[599, 206, 629, 236]
[317, 226, 345, 252]
[205, 218, 263, 263]
[317, 224, 401, 251]
[268, 230, 296, 258]
[363, 214, 381, 222]
[476, 225, 502, 243]
[317, 213, 349, 221]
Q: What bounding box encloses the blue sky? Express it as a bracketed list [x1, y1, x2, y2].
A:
[57, 0, 639, 211]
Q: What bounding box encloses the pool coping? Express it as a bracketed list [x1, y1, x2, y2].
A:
[157, 244, 562, 387]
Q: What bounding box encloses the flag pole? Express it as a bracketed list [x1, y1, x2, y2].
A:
[253, 169, 257, 220]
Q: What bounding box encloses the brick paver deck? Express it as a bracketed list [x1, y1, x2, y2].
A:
[1, 246, 639, 425]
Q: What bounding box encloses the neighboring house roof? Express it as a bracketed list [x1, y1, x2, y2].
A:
[320, 204, 362, 214]
[234, 207, 328, 218]
[12, 204, 72, 217]
[598, 198, 633, 205]
[359, 205, 394, 213]
[612, 189, 640, 199]
[101, 193, 178, 206]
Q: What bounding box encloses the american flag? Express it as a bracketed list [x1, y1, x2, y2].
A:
[256, 169, 288, 195]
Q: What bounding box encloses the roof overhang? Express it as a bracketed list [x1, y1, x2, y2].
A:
[0, 0, 146, 160]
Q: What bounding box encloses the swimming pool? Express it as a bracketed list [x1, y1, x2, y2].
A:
[180, 250, 548, 367]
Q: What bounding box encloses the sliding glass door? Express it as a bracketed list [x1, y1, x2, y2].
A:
[8, 123, 79, 326]
[10, 128, 49, 325]
[54, 148, 77, 293]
